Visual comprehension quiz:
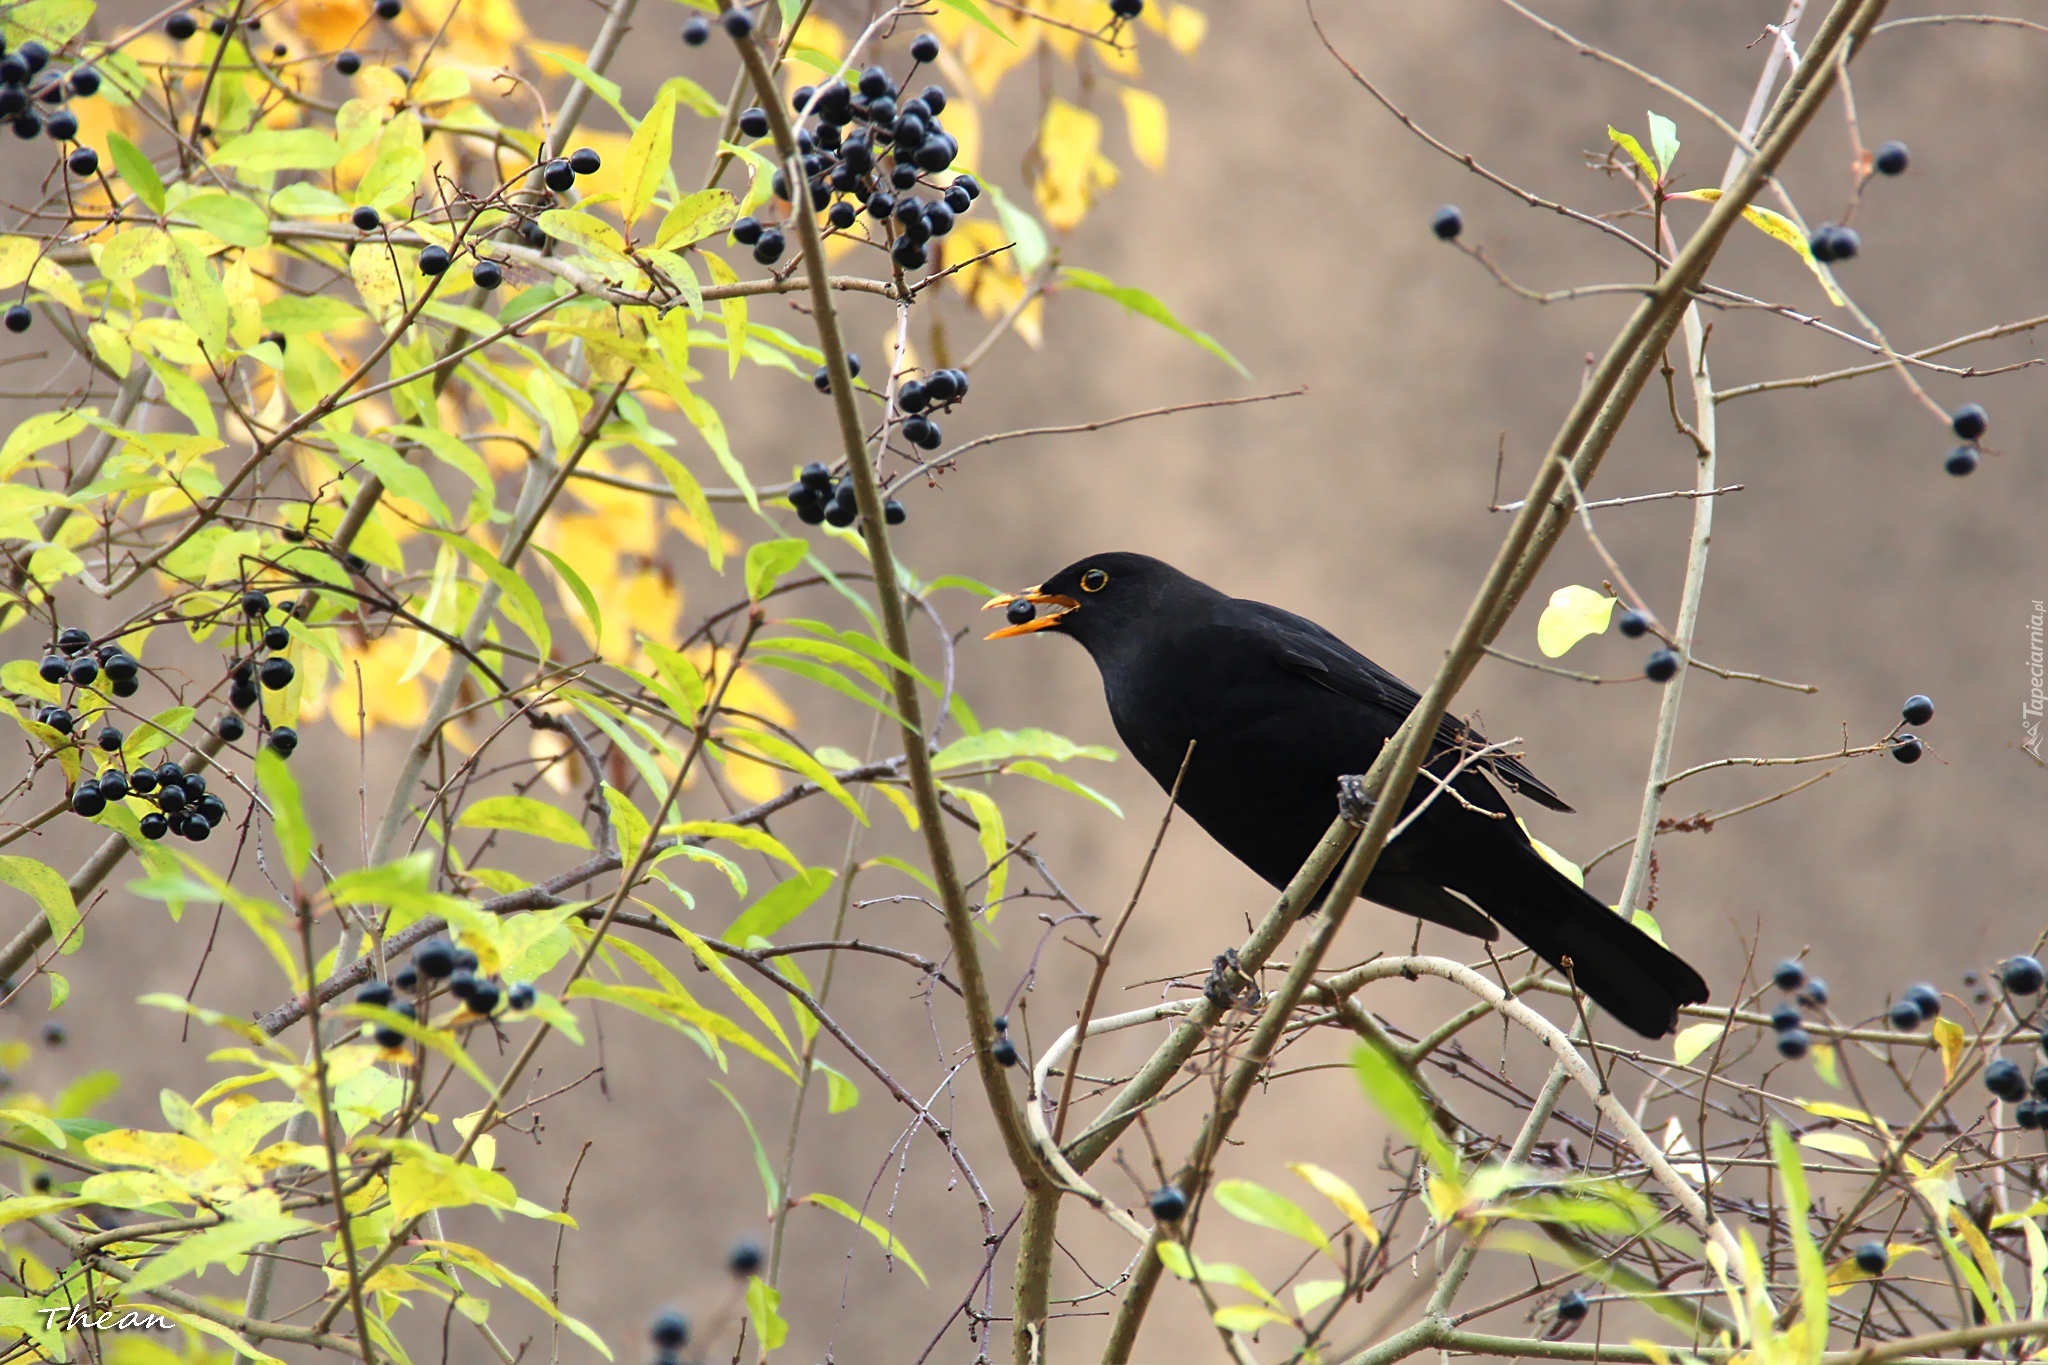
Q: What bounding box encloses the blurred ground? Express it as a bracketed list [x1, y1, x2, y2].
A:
[4, 1, 2044, 1361]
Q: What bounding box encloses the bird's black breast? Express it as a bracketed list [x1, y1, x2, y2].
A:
[1095, 605, 1414, 890]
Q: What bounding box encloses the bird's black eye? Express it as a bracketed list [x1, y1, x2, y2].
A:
[1080, 568, 1108, 592]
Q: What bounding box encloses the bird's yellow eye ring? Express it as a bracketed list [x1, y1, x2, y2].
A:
[1081, 568, 1108, 592]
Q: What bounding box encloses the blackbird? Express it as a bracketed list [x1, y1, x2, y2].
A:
[984, 552, 1708, 1038]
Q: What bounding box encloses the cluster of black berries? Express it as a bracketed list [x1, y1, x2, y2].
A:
[0, 36, 93, 150]
[1945, 403, 1988, 477]
[1767, 958, 1829, 1059]
[223, 590, 302, 757]
[1606, 602, 1683, 684]
[39, 626, 140, 701]
[1808, 221, 1860, 265]
[86, 760, 228, 840]
[786, 461, 906, 529]
[410, 138, 604, 297]
[1884, 981, 1942, 1032]
[721, 37, 983, 276]
[1891, 693, 1933, 764]
[362, 936, 536, 1046]
[1981, 955, 2048, 1125]
[990, 1012, 1018, 1066]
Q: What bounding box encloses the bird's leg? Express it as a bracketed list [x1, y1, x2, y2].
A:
[1336, 774, 1375, 826]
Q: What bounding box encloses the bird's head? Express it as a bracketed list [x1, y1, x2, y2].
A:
[981, 552, 1191, 653]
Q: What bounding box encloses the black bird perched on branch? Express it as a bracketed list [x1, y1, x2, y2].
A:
[983, 552, 1708, 1038]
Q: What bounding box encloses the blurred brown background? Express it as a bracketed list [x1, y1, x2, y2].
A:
[5, 1, 2044, 1360]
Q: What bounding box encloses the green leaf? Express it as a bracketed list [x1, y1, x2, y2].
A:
[1648, 111, 1680, 176]
[258, 749, 310, 880]
[745, 1275, 789, 1350]
[536, 546, 602, 644]
[457, 794, 593, 848]
[174, 193, 270, 247]
[3, 0, 97, 47]
[1670, 1021, 1724, 1067]
[986, 182, 1047, 275]
[945, 784, 1009, 907]
[1213, 1303, 1290, 1332]
[815, 1059, 859, 1113]
[430, 529, 552, 657]
[1351, 1042, 1457, 1178]
[1059, 267, 1245, 375]
[1213, 1178, 1331, 1254]
[745, 537, 809, 601]
[723, 867, 833, 943]
[328, 433, 449, 523]
[0, 856, 78, 955]
[721, 729, 866, 824]
[1535, 584, 1616, 658]
[798, 1192, 927, 1284]
[932, 727, 1115, 770]
[934, 0, 1013, 41]
[108, 133, 164, 215]
[209, 127, 343, 173]
[710, 1080, 779, 1217]
[1771, 1121, 1830, 1347]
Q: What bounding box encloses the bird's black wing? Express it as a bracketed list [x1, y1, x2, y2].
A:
[1232, 598, 1575, 813]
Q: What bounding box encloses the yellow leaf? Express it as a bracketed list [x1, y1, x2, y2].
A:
[1536, 584, 1616, 658]
[1288, 1162, 1379, 1244]
[1033, 98, 1120, 232]
[1120, 86, 1167, 172]
[349, 240, 405, 322]
[1932, 1015, 1966, 1081]
[1670, 188, 1846, 307]
[1799, 1131, 1873, 1161]
[622, 86, 678, 230]
[1163, 4, 1207, 54]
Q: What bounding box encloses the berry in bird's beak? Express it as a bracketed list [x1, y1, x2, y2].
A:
[980, 588, 1080, 638]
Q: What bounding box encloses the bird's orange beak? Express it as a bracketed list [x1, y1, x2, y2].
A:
[981, 588, 1081, 639]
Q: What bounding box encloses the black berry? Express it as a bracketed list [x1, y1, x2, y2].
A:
[41, 707, 73, 734]
[543, 157, 574, 192]
[1775, 1028, 1810, 1060]
[471, 260, 502, 290]
[259, 657, 294, 690]
[465, 979, 501, 1015]
[351, 205, 379, 232]
[506, 981, 535, 1010]
[1431, 205, 1462, 240]
[165, 13, 197, 40]
[858, 66, 890, 99]
[883, 498, 906, 525]
[57, 627, 89, 653]
[1769, 1004, 1801, 1032]
[375, 0, 402, 18]
[216, 713, 245, 742]
[1148, 1186, 1187, 1221]
[2022, 1101, 2045, 1131]
[1644, 649, 1680, 683]
[738, 106, 768, 138]
[70, 782, 105, 817]
[393, 964, 419, 991]
[414, 938, 456, 978]
[99, 770, 128, 800]
[38, 654, 65, 683]
[335, 49, 360, 74]
[2035, 1066, 2048, 1102]
[752, 229, 785, 264]
[68, 68, 99, 96]
[44, 109, 76, 141]
[1987, 1058, 2028, 1102]
[1901, 694, 1934, 726]
[1773, 959, 1805, 992]
[1006, 599, 1035, 627]
[139, 811, 168, 839]
[1854, 1242, 1888, 1275]
[991, 1037, 1018, 1066]
[649, 1309, 691, 1351]
[568, 146, 600, 176]
[1951, 404, 1987, 441]
[910, 33, 939, 62]
[2004, 956, 2044, 996]
[3, 305, 29, 333]
[682, 16, 710, 44]
[357, 981, 395, 1008]
[1890, 735, 1923, 764]
[1945, 446, 1979, 476]
[1556, 1290, 1588, 1322]
[267, 726, 298, 756]
[66, 145, 96, 175]
[722, 8, 752, 37]
[827, 200, 856, 229]
[1903, 983, 1941, 1019]
[727, 1240, 764, 1276]
[95, 725, 121, 752]
[1873, 141, 1908, 176]
[1887, 1001, 1923, 1030]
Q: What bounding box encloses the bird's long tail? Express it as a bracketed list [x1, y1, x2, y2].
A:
[1451, 847, 1709, 1038]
